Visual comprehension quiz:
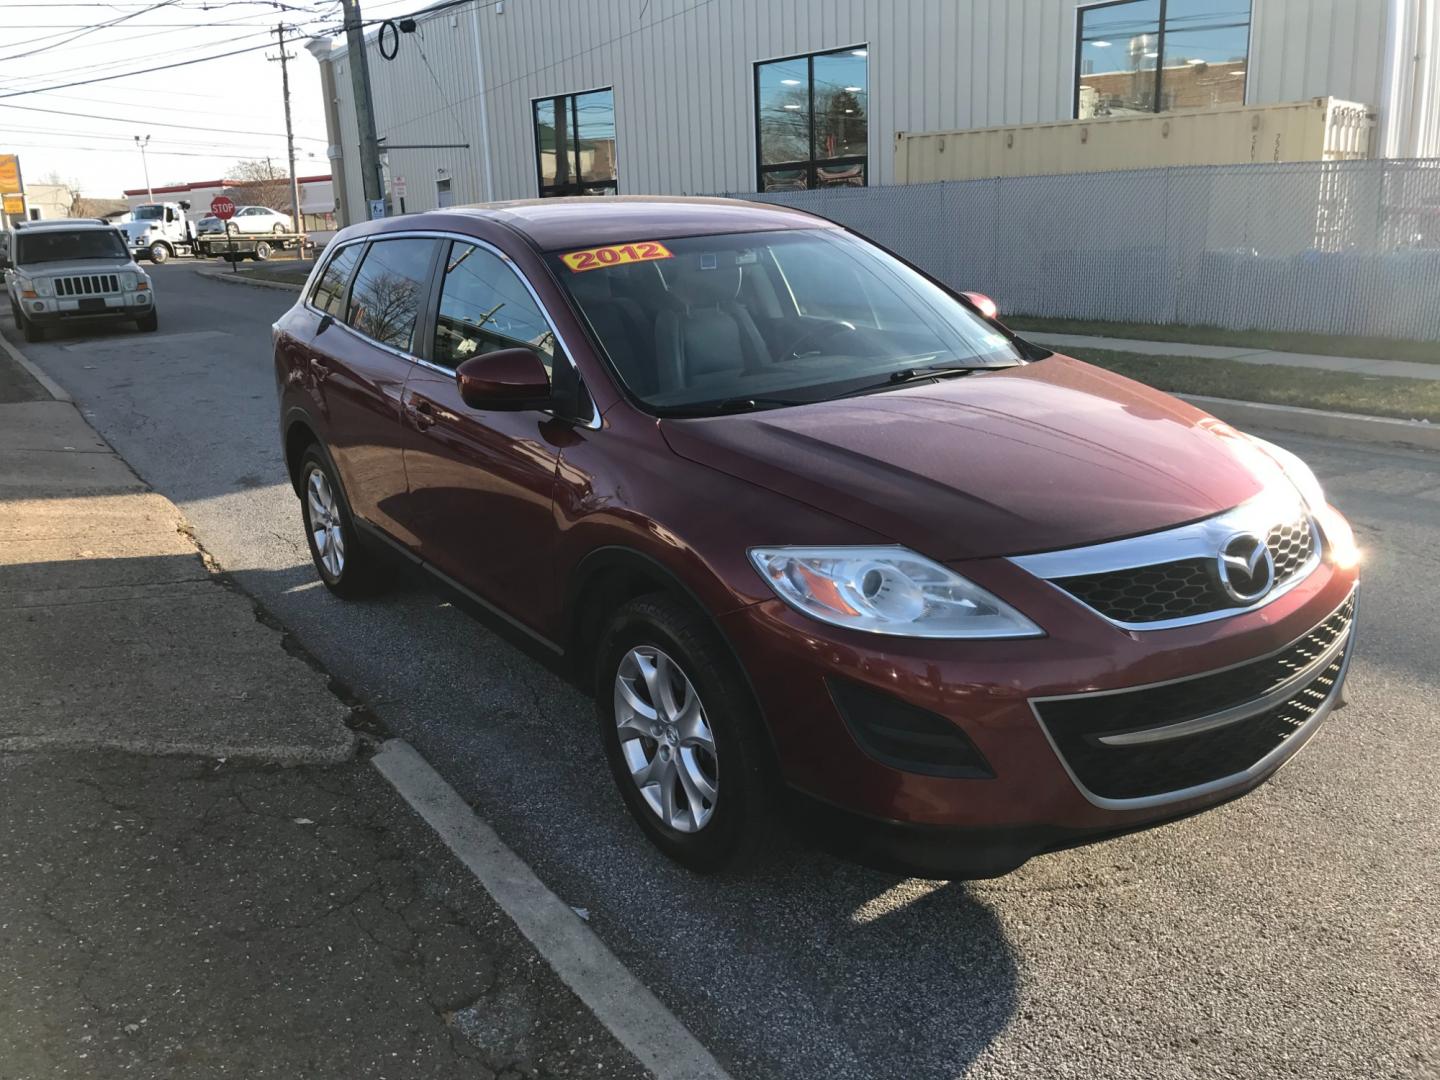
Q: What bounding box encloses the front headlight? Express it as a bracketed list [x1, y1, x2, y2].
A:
[32, 277, 53, 297]
[121, 272, 138, 290]
[1248, 436, 1325, 512]
[749, 546, 1043, 639]
[1247, 435, 1359, 568]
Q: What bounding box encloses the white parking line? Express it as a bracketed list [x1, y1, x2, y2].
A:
[372, 739, 734, 1080]
[60, 330, 231, 352]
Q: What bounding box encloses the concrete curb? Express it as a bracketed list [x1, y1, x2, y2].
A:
[197, 268, 304, 292]
[1179, 393, 1440, 451]
[0, 332, 69, 401]
[372, 739, 734, 1080]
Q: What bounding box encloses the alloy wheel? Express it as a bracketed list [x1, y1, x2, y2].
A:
[306, 468, 346, 578]
[614, 645, 719, 832]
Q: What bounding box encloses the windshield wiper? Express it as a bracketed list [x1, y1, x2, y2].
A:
[657, 395, 810, 417]
[831, 364, 997, 400]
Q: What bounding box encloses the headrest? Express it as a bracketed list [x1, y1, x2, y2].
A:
[666, 251, 742, 307]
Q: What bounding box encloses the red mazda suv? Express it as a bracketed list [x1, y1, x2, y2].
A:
[274, 197, 1359, 878]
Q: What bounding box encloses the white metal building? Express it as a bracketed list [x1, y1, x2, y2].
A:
[311, 0, 1439, 224]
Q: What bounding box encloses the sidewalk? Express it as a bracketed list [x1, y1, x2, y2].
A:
[0, 349, 649, 1078]
[1022, 331, 1440, 382]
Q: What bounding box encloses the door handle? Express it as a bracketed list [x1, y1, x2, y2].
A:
[309, 358, 331, 382]
[407, 398, 436, 430]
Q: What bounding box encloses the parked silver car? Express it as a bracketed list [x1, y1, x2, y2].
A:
[221, 205, 293, 236]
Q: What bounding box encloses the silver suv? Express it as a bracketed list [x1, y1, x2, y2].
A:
[2, 220, 157, 342]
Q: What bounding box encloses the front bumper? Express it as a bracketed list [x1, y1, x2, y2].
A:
[22, 293, 152, 323]
[719, 553, 1359, 878]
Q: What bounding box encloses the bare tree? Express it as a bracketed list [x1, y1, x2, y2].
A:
[225, 158, 293, 213]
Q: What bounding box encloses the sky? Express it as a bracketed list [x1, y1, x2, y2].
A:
[0, 0, 415, 198]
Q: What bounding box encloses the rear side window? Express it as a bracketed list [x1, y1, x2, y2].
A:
[431, 241, 557, 372]
[345, 237, 438, 352]
[311, 243, 362, 317]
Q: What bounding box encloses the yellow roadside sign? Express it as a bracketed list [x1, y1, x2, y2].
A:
[0, 154, 20, 193]
[2, 194, 25, 215]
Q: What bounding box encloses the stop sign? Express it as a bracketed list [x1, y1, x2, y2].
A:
[210, 195, 236, 220]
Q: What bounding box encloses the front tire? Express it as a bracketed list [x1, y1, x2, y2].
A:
[136, 311, 158, 332]
[298, 445, 384, 599]
[595, 595, 773, 873]
[149, 242, 170, 264]
[21, 312, 43, 342]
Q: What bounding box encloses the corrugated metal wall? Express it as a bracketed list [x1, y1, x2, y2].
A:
[322, 0, 1399, 219]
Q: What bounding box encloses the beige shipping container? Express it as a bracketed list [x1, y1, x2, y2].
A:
[894, 98, 1377, 183]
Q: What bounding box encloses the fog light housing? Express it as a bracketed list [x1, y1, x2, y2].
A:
[31, 301, 44, 312]
[827, 678, 994, 779]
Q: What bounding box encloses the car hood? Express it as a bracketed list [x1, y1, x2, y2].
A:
[25, 258, 139, 278]
[658, 355, 1287, 561]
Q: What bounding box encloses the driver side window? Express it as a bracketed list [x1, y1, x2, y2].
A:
[431, 241, 557, 373]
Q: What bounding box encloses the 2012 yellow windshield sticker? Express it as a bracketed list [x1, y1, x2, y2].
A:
[561, 241, 673, 272]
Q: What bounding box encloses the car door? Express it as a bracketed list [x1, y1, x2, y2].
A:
[308, 235, 439, 544]
[399, 238, 567, 629]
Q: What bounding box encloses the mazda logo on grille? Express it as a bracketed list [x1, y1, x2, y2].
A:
[1218, 532, 1275, 603]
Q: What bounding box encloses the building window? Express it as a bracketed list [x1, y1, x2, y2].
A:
[436, 177, 453, 208]
[533, 88, 617, 197]
[755, 46, 868, 192]
[1075, 0, 1251, 119]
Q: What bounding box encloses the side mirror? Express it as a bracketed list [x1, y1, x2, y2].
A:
[961, 291, 999, 321]
[455, 348, 552, 410]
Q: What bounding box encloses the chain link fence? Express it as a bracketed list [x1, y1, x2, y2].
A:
[731, 158, 1440, 342]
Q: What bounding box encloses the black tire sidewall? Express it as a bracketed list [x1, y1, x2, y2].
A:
[149, 243, 168, 263]
[595, 597, 768, 873]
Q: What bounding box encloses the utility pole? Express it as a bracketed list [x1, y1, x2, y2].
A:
[339, 0, 385, 218]
[133, 134, 153, 201]
[270, 24, 307, 252]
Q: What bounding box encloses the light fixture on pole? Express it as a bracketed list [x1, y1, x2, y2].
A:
[133, 135, 153, 201]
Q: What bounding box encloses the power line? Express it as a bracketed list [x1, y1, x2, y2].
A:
[0, 37, 311, 99]
[0, 100, 326, 141]
[0, 0, 181, 58]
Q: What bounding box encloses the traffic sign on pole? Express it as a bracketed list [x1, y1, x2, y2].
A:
[210, 195, 236, 220]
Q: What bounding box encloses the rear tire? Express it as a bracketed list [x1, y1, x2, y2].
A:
[298, 445, 385, 599]
[253, 241, 271, 261]
[595, 595, 773, 873]
[136, 311, 158, 332]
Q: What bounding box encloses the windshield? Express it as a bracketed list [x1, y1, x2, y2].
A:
[547, 228, 1021, 413]
[16, 229, 128, 264]
[132, 205, 165, 221]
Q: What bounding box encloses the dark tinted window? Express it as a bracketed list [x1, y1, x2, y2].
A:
[533, 88, 617, 197]
[311, 243, 362, 317]
[756, 47, 867, 191]
[1076, 0, 1250, 118]
[345, 237, 437, 351]
[15, 228, 127, 264]
[432, 241, 557, 372]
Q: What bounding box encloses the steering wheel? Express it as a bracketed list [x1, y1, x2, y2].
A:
[780, 320, 860, 361]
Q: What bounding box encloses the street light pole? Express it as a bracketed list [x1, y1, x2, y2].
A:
[133, 134, 153, 201]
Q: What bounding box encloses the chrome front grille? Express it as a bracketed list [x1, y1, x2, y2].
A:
[1053, 511, 1318, 625]
[1011, 494, 1323, 631]
[54, 274, 121, 296]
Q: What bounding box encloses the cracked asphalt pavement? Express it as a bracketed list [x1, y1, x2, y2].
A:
[6, 262, 1437, 1079]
